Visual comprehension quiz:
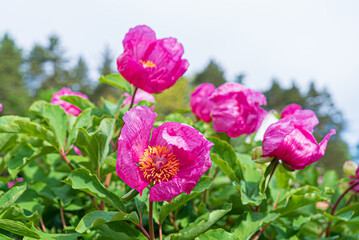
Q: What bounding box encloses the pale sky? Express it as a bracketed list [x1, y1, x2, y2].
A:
[1, 0, 359, 153]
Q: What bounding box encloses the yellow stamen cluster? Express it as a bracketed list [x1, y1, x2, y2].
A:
[140, 59, 156, 68]
[138, 146, 179, 184]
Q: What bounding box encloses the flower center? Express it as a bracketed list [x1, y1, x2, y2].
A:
[138, 146, 179, 184]
[140, 60, 156, 68]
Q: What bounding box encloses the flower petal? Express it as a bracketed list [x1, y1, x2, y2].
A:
[190, 83, 216, 122]
[116, 106, 157, 194]
[272, 127, 335, 170]
[281, 104, 302, 118]
[149, 176, 198, 202]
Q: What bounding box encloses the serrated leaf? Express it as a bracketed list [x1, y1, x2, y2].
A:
[232, 212, 279, 240]
[63, 168, 125, 211]
[76, 211, 139, 233]
[42, 104, 68, 148]
[99, 74, 131, 93]
[159, 177, 213, 224]
[0, 219, 40, 239]
[167, 203, 232, 240]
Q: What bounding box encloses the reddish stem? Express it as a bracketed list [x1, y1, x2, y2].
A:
[253, 224, 269, 240]
[59, 205, 67, 233]
[325, 181, 359, 237]
[100, 173, 112, 210]
[149, 201, 155, 240]
[59, 150, 74, 170]
[39, 215, 46, 232]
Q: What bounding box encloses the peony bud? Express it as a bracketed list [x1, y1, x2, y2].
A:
[316, 201, 330, 211]
[343, 161, 357, 177]
[252, 147, 275, 163]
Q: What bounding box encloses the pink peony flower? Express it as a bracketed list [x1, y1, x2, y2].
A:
[117, 25, 189, 94]
[0, 103, 2, 112]
[348, 167, 359, 192]
[209, 83, 267, 138]
[262, 109, 336, 170]
[116, 106, 213, 201]
[51, 88, 89, 117]
[281, 104, 302, 118]
[190, 83, 215, 122]
[8, 177, 23, 188]
[121, 89, 155, 110]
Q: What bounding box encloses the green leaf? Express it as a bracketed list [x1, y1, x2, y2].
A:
[159, 176, 213, 224]
[76, 211, 139, 233]
[274, 164, 294, 189]
[95, 221, 147, 240]
[321, 170, 338, 190]
[63, 168, 125, 211]
[75, 118, 115, 172]
[232, 212, 279, 240]
[67, 108, 92, 148]
[0, 233, 13, 239]
[0, 116, 27, 128]
[23, 225, 80, 240]
[0, 219, 40, 239]
[120, 189, 139, 202]
[167, 203, 232, 240]
[0, 184, 26, 213]
[60, 95, 96, 110]
[233, 180, 265, 206]
[195, 229, 239, 240]
[208, 137, 242, 182]
[0, 119, 59, 150]
[42, 104, 68, 148]
[99, 74, 131, 93]
[274, 186, 329, 215]
[324, 211, 354, 222]
[8, 143, 35, 178]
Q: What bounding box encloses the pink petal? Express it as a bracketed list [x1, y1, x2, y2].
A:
[281, 104, 302, 118]
[51, 88, 88, 117]
[149, 122, 213, 201]
[149, 177, 198, 202]
[211, 83, 267, 137]
[271, 127, 336, 170]
[116, 106, 157, 194]
[121, 89, 155, 109]
[190, 83, 216, 122]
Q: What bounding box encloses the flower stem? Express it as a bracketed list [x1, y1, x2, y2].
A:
[129, 87, 138, 109]
[149, 201, 155, 240]
[158, 220, 163, 240]
[264, 159, 279, 192]
[325, 181, 359, 237]
[113, 87, 139, 153]
[59, 149, 74, 170]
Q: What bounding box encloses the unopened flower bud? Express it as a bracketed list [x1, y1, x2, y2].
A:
[316, 201, 330, 211]
[343, 161, 357, 177]
[252, 147, 275, 163]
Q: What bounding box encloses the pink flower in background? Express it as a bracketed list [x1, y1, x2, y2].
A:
[117, 25, 189, 93]
[121, 89, 155, 110]
[8, 177, 23, 188]
[0, 103, 2, 112]
[281, 104, 302, 118]
[209, 83, 267, 138]
[116, 106, 213, 202]
[349, 167, 359, 192]
[262, 109, 336, 170]
[51, 88, 88, 117]
[190, 83, 215, 122]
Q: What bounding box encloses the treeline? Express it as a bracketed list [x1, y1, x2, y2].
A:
[0, 34, 351, 171]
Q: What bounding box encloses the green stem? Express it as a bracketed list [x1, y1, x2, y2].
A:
[149, 201, 155, 240]
[264, 159, 279, 192]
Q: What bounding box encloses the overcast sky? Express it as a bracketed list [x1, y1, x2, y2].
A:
[1, 0, 359, 153]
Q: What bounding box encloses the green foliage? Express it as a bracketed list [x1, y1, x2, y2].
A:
[192, 59, 226, 87]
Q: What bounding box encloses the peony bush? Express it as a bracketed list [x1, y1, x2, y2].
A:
[0, 25, 358, 240]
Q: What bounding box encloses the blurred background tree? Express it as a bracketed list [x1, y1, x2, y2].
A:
[192, 59, 226, 87]
[0, 34, 31, 115]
